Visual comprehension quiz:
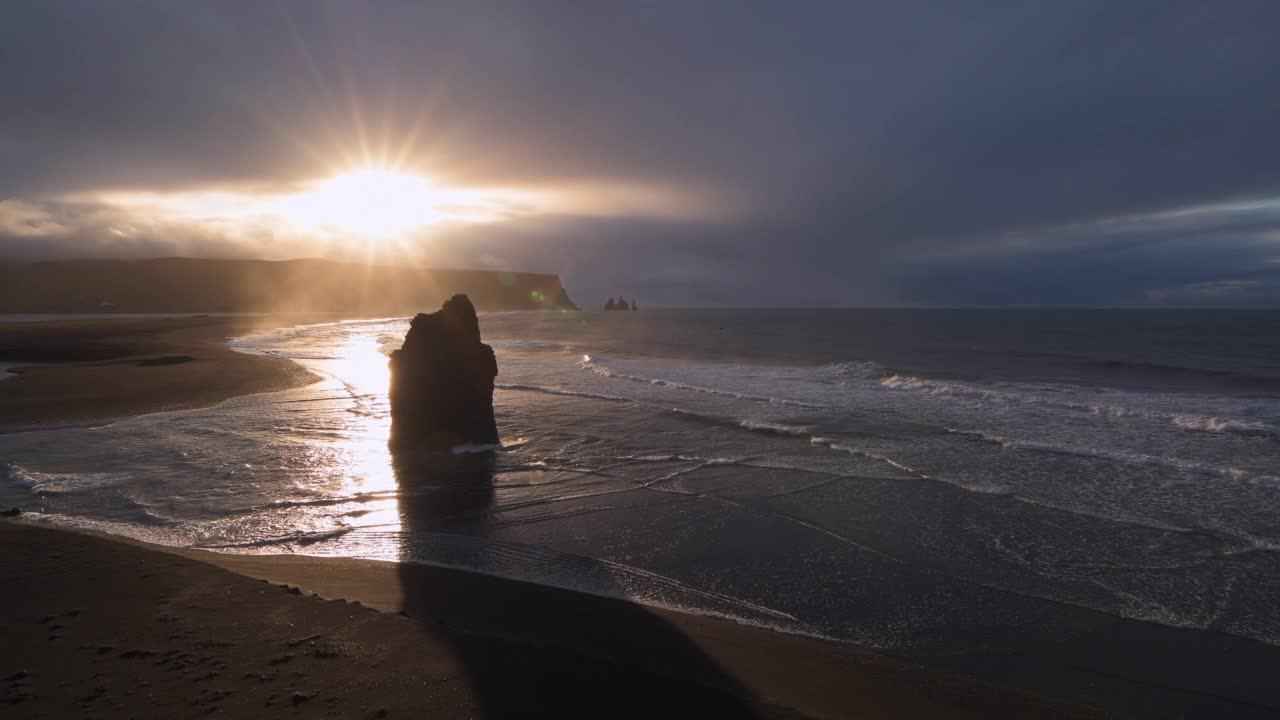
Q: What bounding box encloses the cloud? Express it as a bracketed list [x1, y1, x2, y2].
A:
[0, 201, 71, 237]
[3, 1, 1280, 305]
[1146, 280, 1267, 302]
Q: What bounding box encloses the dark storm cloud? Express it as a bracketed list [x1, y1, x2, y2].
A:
[2, 0, 1279, 305]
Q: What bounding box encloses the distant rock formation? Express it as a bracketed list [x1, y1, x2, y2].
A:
[551, 286, 579, 311]
[0, 258, 579, 314]
[388, 295, 499, 450]
[604, 296, 638, 311]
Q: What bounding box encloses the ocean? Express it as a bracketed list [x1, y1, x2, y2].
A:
[3, 309, 1279, 714]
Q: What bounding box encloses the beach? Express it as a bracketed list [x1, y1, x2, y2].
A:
[4, 310, 1279, 718]
[0, 521, 1103, 718]
[0, 316, 320, 430]
[7, 1, 1280, 716]
[0, 314, 1115, 718]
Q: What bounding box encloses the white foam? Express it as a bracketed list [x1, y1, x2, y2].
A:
[3, 463, 37, 488]
[578, 355, 822, 408]
[451, 442, 507, 455]
[818, 360, 888, 379]
[879, 373, 937, 391]
[618, 454, 705, 463]
[3, 463, 125, 493]
[1172, 414, 1279, 437]
[495, 383, 631, 402]
[738, 420, 811, 436]
[489, 339, 564, 350]
[880, 370, 1280, 450]
[703, 457, 741, 466]
[444, 437, 530, 456]
[951, 429, 1280, 485]
[195, 526, 355, 549]
[808, 438, 927, 477]
[617, 453, 740, 466]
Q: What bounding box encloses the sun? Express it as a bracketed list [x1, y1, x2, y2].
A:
[277, 169, 445, 238]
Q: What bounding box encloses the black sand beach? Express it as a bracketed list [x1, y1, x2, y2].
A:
[0, 522, 1106, 718]
[5, 314, 1280, 718]
[0, 316, 1117, 718]
[0, 316, 320, 429]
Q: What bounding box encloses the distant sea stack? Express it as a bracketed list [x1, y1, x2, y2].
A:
[604, 297, 638, 311]
[388, 295, 500, 450]
[0, 258, 578, 314]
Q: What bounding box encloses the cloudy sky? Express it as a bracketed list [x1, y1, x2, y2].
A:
[3, 1, 1279, 306]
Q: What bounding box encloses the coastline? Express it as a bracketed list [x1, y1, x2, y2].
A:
[0, 520, 1105, 718]
[0, 315, 1109, 717]
[3, 312, 1280, 717]
[0, 315, 324, 429]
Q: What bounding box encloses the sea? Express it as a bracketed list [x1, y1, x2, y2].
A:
[3, 309, 1279, 715]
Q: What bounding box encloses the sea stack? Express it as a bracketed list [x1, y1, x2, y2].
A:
[388, 294, 499, 450]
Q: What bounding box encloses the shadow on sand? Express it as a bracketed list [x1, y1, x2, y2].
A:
[391, 449, 774, 718]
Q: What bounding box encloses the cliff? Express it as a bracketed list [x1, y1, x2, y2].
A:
[0, 258, 578, 314]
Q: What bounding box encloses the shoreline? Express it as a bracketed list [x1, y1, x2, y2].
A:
[0, 315, 327, 429]
[0, 519, 1105, 718]
[3, 313, 1274, 717]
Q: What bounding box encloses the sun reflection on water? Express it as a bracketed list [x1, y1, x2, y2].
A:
[333, 336, 393, 398]
[310, 335, 403, 551]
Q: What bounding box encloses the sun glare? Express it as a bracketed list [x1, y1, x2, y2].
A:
[78, 164, 543, 252]
[278, 169, 445, 238]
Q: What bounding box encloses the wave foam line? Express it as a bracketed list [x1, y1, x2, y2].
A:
[194, 527, 355, 549]
[946, 428, 1280, 485]
[496, 383, 631, 402]
[578, 355, 823, 408]
[452, 437, 532, 455]
[1172, 414, 1280, 438]
[738, 420, 812, 436]
[883, 373, 1280, 440]
[662, 406, 814, 439]
[808, 438, 929, 479]
[3, 463, 127, 494]
[488, 339, 565, 350]
[595, 556, 799, 622]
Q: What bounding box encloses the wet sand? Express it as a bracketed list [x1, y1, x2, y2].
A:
[0, 521, 1107, 718]
[0, 316, 321, 429]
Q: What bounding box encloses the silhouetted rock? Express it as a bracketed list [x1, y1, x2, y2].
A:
[1, 507, 21, 517]
[604, 296, 637, 311]
[388, 295, 499, 450]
